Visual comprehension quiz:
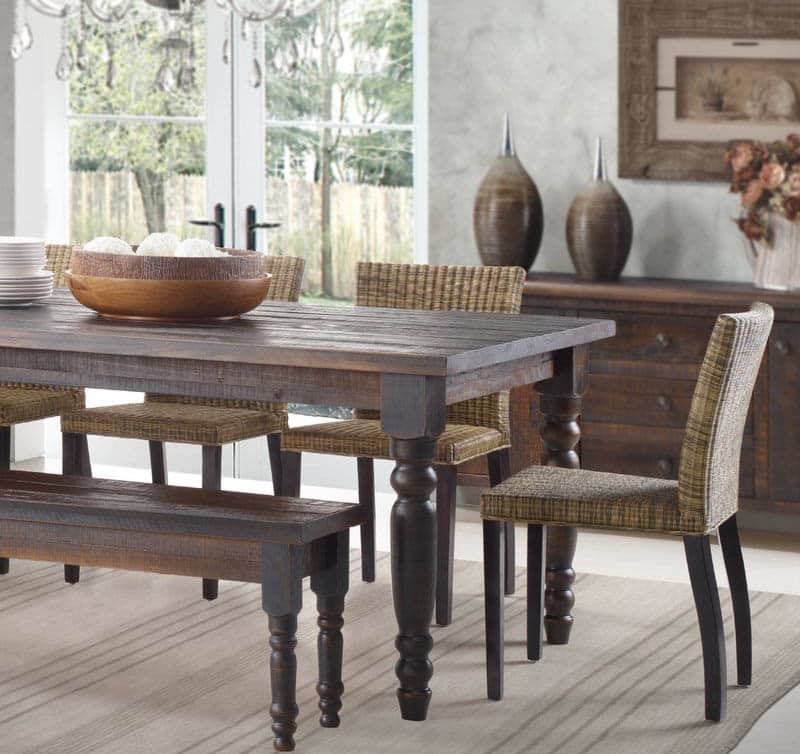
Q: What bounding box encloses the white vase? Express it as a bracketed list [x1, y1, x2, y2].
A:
[745, 213, 800, 290]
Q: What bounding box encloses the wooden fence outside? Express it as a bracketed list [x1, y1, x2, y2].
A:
[70, 171, 414, 300]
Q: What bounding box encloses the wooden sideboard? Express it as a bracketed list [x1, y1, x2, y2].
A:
[458, 273, 800, 519]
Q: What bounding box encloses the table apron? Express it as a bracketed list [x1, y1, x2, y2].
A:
[0, 347, 557, 410]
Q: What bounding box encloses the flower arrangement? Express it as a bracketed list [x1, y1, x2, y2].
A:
[725, 134, 800, 242]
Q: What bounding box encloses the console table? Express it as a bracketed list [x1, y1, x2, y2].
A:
[460, 274, 799, 519]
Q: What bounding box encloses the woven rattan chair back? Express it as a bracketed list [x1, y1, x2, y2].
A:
[45, 245, 74, 288]
[678, 303, 774, 532]
[354, 262, 526, 438]
[147, 253, 306, 412]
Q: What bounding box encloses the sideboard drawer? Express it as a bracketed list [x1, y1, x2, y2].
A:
[583, 373, 754, 434]
[584, 374, 695, 429]
[584, 311, 714, 366]
[581, 422, 755, 498]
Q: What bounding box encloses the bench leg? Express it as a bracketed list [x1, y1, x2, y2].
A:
[263, 543, 305, 752]
[201, 445, 223, 602]
[311, 531, 350, 728]
[63, 432, 92, 584]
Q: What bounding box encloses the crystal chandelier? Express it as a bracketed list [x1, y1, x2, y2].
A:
[10, 1, 204, 91]
[10, 1, 322, 88]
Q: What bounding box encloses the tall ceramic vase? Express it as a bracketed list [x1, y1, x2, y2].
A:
[473, 115, 543, 272]
[566, 138, 633, 281]
[745, 213, 800, 290]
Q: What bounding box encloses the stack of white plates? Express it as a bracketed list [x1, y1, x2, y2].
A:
[0, 237, 53, 306]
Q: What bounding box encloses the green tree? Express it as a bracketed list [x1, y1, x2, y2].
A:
[68, 4, 205, 234]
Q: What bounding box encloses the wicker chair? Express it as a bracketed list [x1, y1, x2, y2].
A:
[480, 303, 774, 721]
[59, 253, 306, 598]
[0, 245, 88, 578]
[281, 262, 526, 626]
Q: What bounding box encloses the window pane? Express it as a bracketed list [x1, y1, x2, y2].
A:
[69, 121, 207, 243]
[264, 0, 413, 126]
[67, 4, 206, 242]
[265, 126, 413, 301]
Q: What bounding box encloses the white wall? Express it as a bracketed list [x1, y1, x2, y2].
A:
[428, 0, 752, 281]
[0, 4, 14, 235]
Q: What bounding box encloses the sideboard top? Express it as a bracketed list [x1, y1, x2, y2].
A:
[525, 273, 800, 312]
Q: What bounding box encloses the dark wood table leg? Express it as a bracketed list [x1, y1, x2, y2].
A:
[310, 530, 349, 728]
[381, 374, 445, 721]
[536, 346, 588, 646]
[262, 543, 305, 752]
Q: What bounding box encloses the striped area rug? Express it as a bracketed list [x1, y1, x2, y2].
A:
[0, 552, 798, 753]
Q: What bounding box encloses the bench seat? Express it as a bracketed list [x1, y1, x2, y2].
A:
[0, 470, 361, 751]
[0, 470, 362, 584]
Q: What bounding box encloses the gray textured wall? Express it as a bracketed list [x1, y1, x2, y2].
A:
[428, 0, 751, 282]
[0, 3, 14, 235]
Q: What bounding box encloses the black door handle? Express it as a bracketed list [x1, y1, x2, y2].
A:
[246, 205, 281, 251]
[189, 203, 225, 247]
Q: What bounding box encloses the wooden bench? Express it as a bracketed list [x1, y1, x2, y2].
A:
[0, 470, 364, 752]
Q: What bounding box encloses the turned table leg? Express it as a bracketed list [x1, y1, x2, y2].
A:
[381, 374, 445, 722]
[536, 346, 588, 646]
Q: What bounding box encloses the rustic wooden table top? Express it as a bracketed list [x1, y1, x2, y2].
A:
[0, 290, 615, 375]
[0, 291, 615, 409]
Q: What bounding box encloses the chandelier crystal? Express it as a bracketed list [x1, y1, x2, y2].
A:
[10, 0, 322, 89]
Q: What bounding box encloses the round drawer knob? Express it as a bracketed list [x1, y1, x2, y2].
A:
[656, 395, 672, 411]
[775, 339, 791, 356]
[655, 333, 671, 349]
[657, 458, 673, 475]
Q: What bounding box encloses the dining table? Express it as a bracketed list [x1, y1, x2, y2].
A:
[0, 289, 615, 722]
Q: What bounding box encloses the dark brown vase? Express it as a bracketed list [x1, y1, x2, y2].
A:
[566, 138, 633, 281]
[473, 115, 543, 271]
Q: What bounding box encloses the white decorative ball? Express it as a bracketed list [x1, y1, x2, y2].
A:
[83, 236, 134, 255]
[175, 238, 225, 257]
[138, 233, 181, 257]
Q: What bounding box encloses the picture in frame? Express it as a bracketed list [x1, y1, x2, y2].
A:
[619, 0, 800, 181]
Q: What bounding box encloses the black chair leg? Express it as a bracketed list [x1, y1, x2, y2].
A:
[149, 440, 167, 484]
[280, 450, 302, 498]
[527, 524, 546, 661]
[267, 434, 283, 498]
[201, 445, 223, 602]
[719, 514, 752, 687]
[62, 432, 92, 584]
[483, 519, 505, 700]
[684, 534, 727, 721]
[435, 464, 457, 626]
[356, 457, 376, 583]
[488, 448, 515, 596]
[0, 426, 9, 573]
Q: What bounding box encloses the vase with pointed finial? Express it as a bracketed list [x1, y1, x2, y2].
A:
[566, 138, 633, 281]
[473, 114, 543, 272]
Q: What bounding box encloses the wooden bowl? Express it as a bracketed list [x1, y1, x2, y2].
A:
[66, 272, 272, 322]
[70, 247, 265, 281]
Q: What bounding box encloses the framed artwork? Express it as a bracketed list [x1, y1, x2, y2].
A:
[619, 0, 800, 181]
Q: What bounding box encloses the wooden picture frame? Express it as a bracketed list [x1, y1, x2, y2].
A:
[619, 0, 800, 181]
